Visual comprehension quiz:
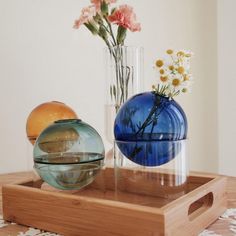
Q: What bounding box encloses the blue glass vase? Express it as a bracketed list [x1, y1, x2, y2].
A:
[114, 92, 187, 166]
[33, 119, 105, 190]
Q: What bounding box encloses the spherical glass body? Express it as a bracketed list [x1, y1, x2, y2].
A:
[34, 119, 104, 190]
[26, 101, 78, 145]
[114, 92, 187, 166]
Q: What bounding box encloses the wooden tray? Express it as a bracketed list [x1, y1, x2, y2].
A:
[2, 168, 227, 236]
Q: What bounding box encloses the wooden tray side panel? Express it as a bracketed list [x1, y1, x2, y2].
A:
[2, 185, 165, 236]
[2, 171, 227, 236]
[164, 176, 227, 236]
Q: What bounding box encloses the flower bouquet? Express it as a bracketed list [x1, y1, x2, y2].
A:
[74, 0, 141, 112]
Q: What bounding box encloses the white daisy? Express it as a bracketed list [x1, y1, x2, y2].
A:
[153, 49, 193, 98]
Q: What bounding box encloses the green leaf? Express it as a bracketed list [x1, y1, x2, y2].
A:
[111, 7, 116, 15]
[110, 85, 113, 100]
[84, 22, 98, 35]
[94, 13, 101, 23]
[98, 25, 107, 39]
[117, 26, 127, 45]
[113, 85, 117, 100]
[101, 1, 108, 15]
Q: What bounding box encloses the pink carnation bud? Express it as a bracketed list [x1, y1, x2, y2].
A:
[73, 5, 97, 29]
[108, 4, 141, 32]
[91, 0, 117, 11]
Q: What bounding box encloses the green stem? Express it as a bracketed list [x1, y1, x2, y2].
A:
[135, 95, 165, 136]
[104, 17, 117, 46]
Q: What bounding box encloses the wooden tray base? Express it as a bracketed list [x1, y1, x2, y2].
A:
[2, 168, 227, 236]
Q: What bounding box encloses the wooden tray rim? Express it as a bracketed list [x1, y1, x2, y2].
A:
[2, 172, 227, 216]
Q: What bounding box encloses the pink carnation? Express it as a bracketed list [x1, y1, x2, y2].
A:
[91, 0, 117, 11]
[73, 5, 97, 29]
[108, 5, 141, 32]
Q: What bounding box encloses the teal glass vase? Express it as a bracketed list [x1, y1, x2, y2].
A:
[33, 119, 105, 190]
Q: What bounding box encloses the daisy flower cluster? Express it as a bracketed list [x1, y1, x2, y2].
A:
[152, 49, 193, 98]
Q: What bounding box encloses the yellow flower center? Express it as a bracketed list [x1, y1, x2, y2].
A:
[177, 66, 185, 74]
[185, 53, 192, 57]
[159, 69, 165, 74]
[166, 49, 173, 54]
[168, 65, 174, 71]
[160, 76, 168, 82]
[182, 88, 188, 93]
[177, 51, 185, 57]
[172, 78, 181, 87]
[184, 75, 189, 81]
[155, 60, 164, 67]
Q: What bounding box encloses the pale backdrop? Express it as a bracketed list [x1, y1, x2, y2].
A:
[0, 0, 235, 175]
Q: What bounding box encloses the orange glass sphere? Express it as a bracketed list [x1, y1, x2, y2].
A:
[26, 101, 78, 145]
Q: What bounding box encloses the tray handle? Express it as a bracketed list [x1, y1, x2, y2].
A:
[188, 191, 214, 221]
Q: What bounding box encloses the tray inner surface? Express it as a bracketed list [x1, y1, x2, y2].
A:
[22, 168, 213, 209]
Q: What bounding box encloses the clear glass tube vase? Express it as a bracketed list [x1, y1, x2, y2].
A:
[104, 46, 144, 144]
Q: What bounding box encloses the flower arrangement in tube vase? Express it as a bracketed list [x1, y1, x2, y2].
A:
[114, 50, 193, 166]
[73, 0, 142, 113]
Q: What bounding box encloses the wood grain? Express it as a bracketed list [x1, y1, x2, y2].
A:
[0, 171, 235, 235]
[1, 169, 227, 236]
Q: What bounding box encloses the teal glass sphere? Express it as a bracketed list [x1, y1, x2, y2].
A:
[33, 119, 105, 190]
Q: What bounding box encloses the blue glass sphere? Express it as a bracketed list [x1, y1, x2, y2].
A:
[114, 92, 187, 166]
[33, 119, 105, 190]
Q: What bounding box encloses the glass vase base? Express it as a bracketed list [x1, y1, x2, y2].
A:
[114, 139, 189, 202]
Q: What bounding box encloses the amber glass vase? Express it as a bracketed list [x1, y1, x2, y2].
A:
[26, 101, 78, 171]
[26, 101, 78, 145]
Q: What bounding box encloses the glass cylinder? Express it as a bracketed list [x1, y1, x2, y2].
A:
[104, 46, 144, 144]
[114, 140, 188, 203]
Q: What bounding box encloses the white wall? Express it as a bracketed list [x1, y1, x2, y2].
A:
[0, 0, 219, 173]
[218, 0, 236, 176]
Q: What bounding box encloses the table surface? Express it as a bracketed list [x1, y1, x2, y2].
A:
[0, 172, 236, 236]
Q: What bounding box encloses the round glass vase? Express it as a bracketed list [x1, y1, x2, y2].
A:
[113, 91, 189, 202]
[33, 119, 105, 190]
[104, 46, 144, 165]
